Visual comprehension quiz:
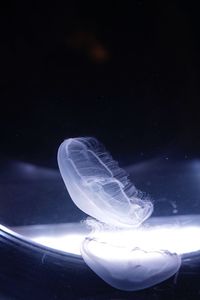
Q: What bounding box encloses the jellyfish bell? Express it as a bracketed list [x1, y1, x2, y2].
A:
[57, 137, 153, 228]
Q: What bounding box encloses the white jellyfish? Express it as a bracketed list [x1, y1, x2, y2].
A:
[58, 137, 181, 291]
[58, 137, 153, 228]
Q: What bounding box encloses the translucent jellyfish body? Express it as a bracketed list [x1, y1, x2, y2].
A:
[58, 137, 181, 291]
[81, 237, 181, 291]
[58, 137, 153, 227]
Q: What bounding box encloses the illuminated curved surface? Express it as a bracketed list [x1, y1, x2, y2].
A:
[9, 215, 200, 290]
[0, 155, 200, 296]
[13, 215, 200, 258]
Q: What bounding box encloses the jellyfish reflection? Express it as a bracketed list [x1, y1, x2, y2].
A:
[58, 137, 182, 291]
[81, 236, 181, 291]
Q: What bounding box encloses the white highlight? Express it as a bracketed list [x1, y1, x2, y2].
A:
[33, 233, 85, 256]
[30, 219, 200, 257]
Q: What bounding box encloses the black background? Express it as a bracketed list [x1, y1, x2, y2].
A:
[1, 1, 200, 165]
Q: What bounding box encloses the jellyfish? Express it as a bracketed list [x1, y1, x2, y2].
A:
[58, 137, 153, 228]
[58, 137, 181, 291]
